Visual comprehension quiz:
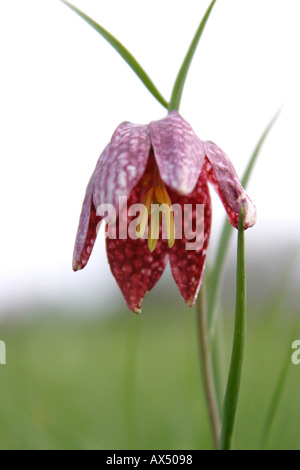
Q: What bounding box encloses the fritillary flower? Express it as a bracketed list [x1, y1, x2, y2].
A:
[73, 111, 256, 313]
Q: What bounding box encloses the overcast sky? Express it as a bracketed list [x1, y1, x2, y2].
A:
[0, 0, 299, 314]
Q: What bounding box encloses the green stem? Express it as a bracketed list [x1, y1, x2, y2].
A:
[219, 210, 246, 450]
[168, 0, 217, 112]
[196, 284, 221, 449]
[60, 0, 168, 109]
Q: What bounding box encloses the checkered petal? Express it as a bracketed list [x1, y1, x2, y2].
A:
[150, 111, 206, 195]
[204, 141, 257, 229]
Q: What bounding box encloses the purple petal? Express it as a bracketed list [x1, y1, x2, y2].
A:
[72, 172, 100, 271]
[150, 111, 205, 195]
[106, 184, 168, 313]
[168, 175, 212, 306]
[93, 121, 151, 215]
[204, 141, 257, 229]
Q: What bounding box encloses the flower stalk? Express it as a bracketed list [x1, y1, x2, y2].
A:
[196, 284, 221, 449]
[219, 209, 246, 450]
[64, 0, 259, 451]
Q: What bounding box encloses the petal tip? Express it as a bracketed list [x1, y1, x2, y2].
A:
[131, 289, 150, 314]
[72, 260, 85, 272]
[238, 193, 257, 229]
[176, 183, 190, 196]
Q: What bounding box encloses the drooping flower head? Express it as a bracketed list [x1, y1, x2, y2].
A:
[73, 111, 256, 313]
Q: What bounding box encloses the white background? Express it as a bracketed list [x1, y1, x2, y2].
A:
[0, 0, 299, 314]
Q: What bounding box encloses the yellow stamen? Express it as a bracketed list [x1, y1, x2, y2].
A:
[137, 166, 175, 251]
[148, 205, 160, 252]
[156, 176, 175, 248]
[155, 186, 164, 204]
[161, 184, 172, 207]
[160, 203, 175, 248]
[169, 214, 175, 248]
[136, 187, 153, 238]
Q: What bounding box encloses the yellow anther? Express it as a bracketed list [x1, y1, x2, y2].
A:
[137, 167, 175, 251]
[161, 185, 172, 207]
[136, 188, 153, 238]
[148, 205, 160, 252]
[143, 187, 154, 211]
[167, 210, 175, 248]
[154, 186, 164, 204]
[160, 203, 175, 248]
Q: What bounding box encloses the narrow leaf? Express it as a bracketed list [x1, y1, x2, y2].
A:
[208, 220, 232, 339]
[60, 0, 168, 109]
[260, 317, 297, 449]
[168, 0, 217, 111]
[219, 210, 246, 451]
[241, 108, 281, 187]
[260, 349, 290, 449]
[208, 110, 280, 340]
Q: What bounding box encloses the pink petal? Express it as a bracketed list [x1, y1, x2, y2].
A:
[106, 185, 168, 313]
[168, 175, 212, 306]
[204, 141, 257, 229]
[93, 121, 151, 214]
[150, 111, 205, 195]
[72, 173, 100, 271]
[72, 145, 111, 271]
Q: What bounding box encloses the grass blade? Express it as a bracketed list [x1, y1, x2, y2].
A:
[241, 109, 281, 187]
[260, 350, 290, 449]
[260, 317, 298, 449]
[60, 0, 168, 109]
[196, 285, 221, 449]
[168, 0, 217, 111]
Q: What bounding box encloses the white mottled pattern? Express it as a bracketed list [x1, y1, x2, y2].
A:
[73, 111, 257, 307]
[150, 111, 206, 195]
[72, 172, 95, 270]
[238, 192, 257, 228]
[93, 122, 151, 211]
[204, 141, 257, 229]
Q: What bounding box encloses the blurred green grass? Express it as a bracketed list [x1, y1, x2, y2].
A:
[0, 299, 299, 450]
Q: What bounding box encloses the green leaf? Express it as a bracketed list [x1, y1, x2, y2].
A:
[260, 349, 290, 449]
[208, 110, 280, 340]
[168, 0, 217, 112]
[208, 220, 232, 340]
[219, 210, 246, 451]
[260, 316, 297, 449]
[60, 0, 168, 109]
[241, 109, 281, 188]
